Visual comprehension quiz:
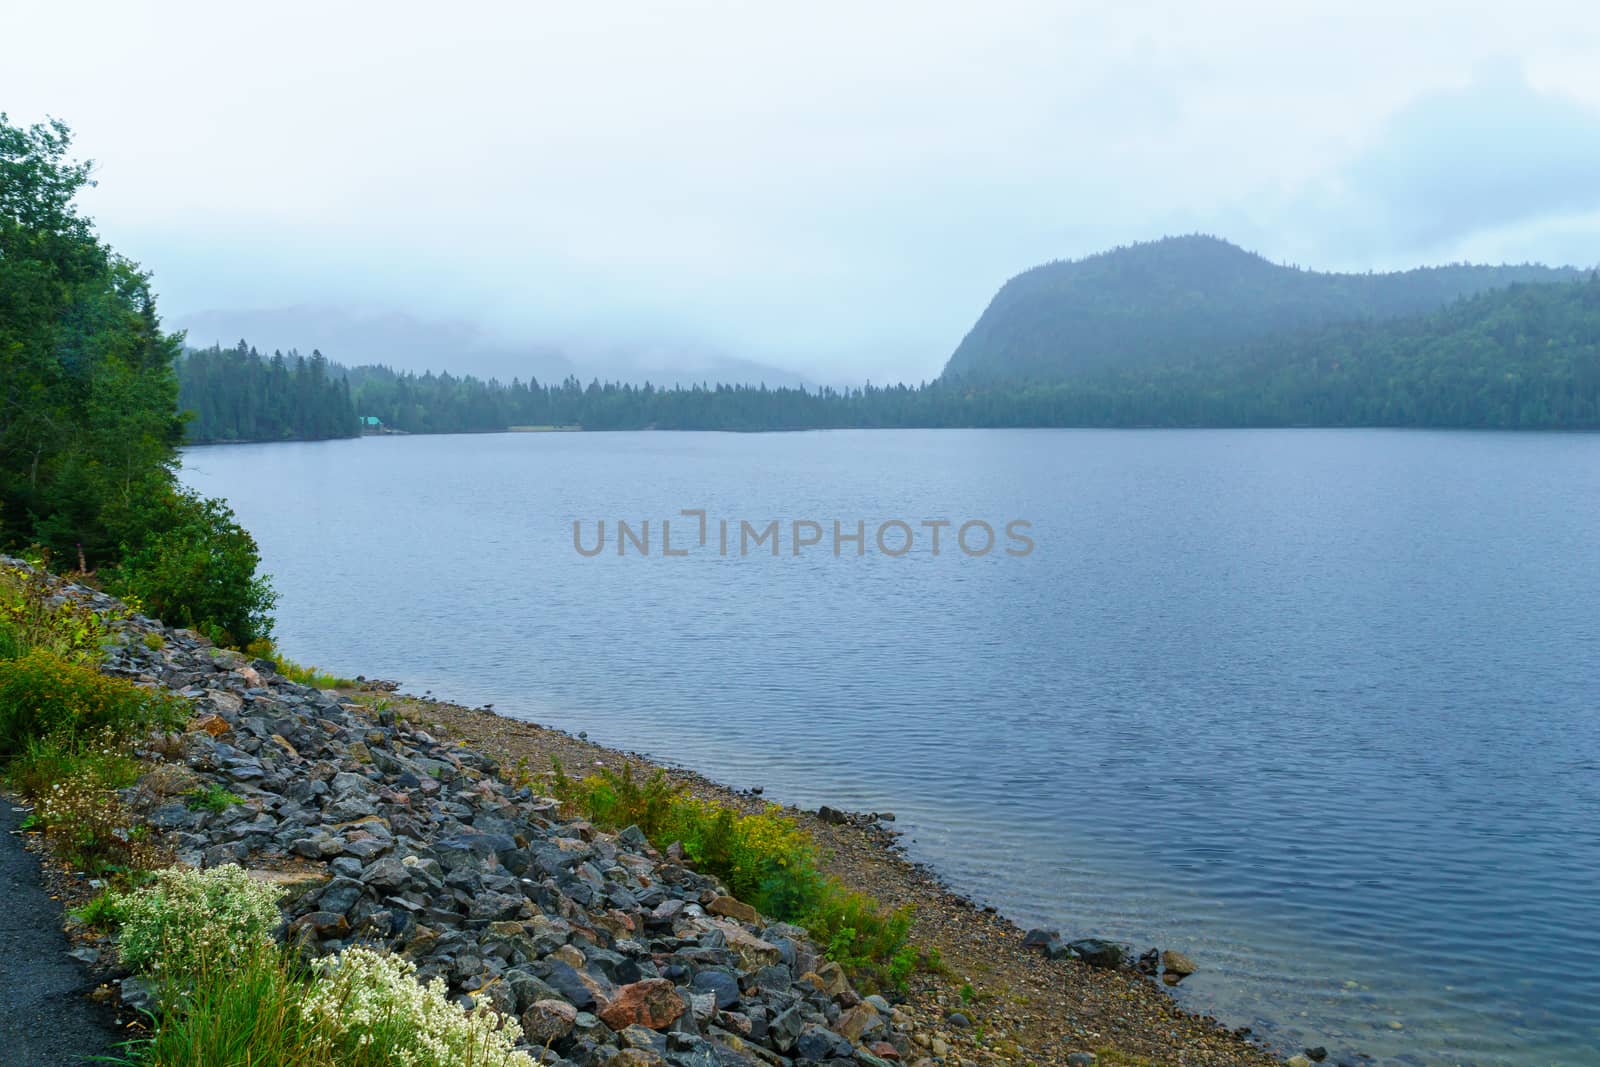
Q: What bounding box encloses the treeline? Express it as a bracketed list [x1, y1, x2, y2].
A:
[181, 273, 1600, 437]
[1, 115, 274, 644]
[179, 342, 357, 443]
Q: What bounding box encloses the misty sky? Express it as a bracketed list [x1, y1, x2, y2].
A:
[6, 2, 1600, 383]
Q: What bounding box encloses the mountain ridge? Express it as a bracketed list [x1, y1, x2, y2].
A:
[941, 234, 1586, 382]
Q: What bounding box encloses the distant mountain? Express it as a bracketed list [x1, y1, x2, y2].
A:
[941, 235, 1585, 383]
[173, 305, 809, 388]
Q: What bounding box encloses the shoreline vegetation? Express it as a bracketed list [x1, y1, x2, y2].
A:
[0, 557, 1292, 1066]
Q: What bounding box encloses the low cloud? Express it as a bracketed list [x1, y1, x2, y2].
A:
[1325, 64, 1600, 259]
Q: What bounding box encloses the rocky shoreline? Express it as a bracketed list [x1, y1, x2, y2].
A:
[366, 693, 1305, 1067]
[8, 562, 1298, 1066]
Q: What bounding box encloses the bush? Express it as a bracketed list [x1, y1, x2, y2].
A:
[184, 783, 242, 812]
[551, 758, 915, 986]
[302, 948, 535, 1067]
[0, 563, 110, 662]
[6, 730, 141, 798]
[35, 768, 162, 875]
[117, 864, 286, 978]
[0, 648, 185, 759]
[806, 883, 916, 986]
[70, 887, 127, 931]
[242, 638, 354, 690]
[108, 489, 276, 648]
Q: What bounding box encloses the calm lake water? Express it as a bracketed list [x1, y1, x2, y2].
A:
[182, 429, 1600, 1066]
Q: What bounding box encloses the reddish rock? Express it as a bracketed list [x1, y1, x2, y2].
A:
[869, 1042, 902, 1061]
[194, 713, 231, 737]
[598, 979, 685, 1031]
[708, 894, 760, 923]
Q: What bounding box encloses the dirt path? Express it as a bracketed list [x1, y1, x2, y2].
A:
[0, 798, 123, 1066]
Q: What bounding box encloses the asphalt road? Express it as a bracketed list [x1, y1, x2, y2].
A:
[0, 798, 122, 1065]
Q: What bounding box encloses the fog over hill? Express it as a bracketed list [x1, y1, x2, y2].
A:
[942, 235, 1586, 383]
[174, 306, 812, 389]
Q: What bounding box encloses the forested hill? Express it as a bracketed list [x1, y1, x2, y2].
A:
[174, 275, 1600, 432]
[941, 235, 1583, 383]
[1062, 275, 1600, 427]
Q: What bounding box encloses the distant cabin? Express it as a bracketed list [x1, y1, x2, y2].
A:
[360, 415, 383, 434]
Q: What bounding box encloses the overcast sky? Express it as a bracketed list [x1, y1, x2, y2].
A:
[6, 2, 1600, 383]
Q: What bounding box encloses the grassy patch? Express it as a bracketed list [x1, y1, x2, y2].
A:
[549, 758, 920, 990]
[131, 941, 322, 1064]
[69, 888, 127, 931]
[130, 943, 535, 1067]
[184, 783, 243, 812]
[242, 639, 355, 690]
[0, 564, 111, 663]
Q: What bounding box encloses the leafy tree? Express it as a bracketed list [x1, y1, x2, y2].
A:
[109, 490, 276, 646]
[0, 114, 273, 643]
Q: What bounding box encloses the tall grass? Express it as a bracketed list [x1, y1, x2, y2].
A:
[550, 758, 917, 989]
[131, 943, 319, 1067]
[0, 563, 111, 663]
[0, 649, 185, 759]
[241, 638, 355, 690]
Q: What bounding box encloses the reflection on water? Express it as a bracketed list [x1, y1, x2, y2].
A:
[183, 428, 1600, 1066]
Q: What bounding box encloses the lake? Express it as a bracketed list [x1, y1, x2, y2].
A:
[181, 428, 1600, 1066]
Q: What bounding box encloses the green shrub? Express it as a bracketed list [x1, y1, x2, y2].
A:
[70, 888, 127, 931]
[805, 882, 916, 988]
[184, 783, 243, 812]
[117, 864, 286, 978]
[552, 758, 683, 838]
[35, 768, 161, 876]
[241, 639, 354, 690]
[107, 489, 277, 648]
[0, 564, 110, 662]
[6, 731, 141, 798]
[551, 758, 915, 985]
[0, 648, 184, 759]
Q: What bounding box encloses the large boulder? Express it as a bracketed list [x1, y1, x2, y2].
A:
[598, 979, 686, 1031]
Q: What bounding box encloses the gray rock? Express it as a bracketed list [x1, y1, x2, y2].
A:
[1068, 938, 1130, 969]
[120, 975, 159, 1015]
[796, 1022, 854, 1060]
[690, 969, 741, 1009]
